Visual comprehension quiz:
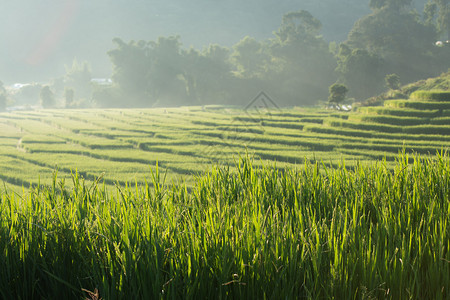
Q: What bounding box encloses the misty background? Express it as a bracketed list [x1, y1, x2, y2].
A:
[0, 0, 448, 109]
[0, 0, 372, 82]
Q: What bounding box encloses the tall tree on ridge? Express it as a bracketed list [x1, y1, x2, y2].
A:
[269, 10, 337, 105]
[0, 81, 7, 111]
[344, 1, 439, 90]
[425, 0, 450, 40]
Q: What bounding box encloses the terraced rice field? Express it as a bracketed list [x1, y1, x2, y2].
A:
[1, 90, 450, 298]
[0, 90, 449, 190]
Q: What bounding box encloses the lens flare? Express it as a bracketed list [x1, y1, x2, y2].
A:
[26, 0, 80, 66]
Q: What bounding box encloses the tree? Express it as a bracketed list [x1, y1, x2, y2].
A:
[183, 44, 234, 105]
[274, 10, 323, 45]
[108, 38, 151, 106]
[369, 0, 412, 10]
[336, 45, 386, 99]
[328, 83, 348, 107]
[231, 36, 271, 79]
[425, 0, 450, 40]
[40, 86, 55, 108]
[0, 81, 7, 111]
[269, 10, 337, 105]
[65, 59, 92, 101]
[385, 73, 401, 89]
[146, 36, 188, 106]
[424, 1, 438, 26]
[345, 2, 441, 94]
[64, 87, 74, 107]
[108, 36, 189, 107]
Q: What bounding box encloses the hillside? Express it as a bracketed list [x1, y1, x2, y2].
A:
[364, 71, 450, 106]
[401, 70, 450, 94]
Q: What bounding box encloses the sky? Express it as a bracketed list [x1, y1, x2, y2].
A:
[0, 0, 378, 84]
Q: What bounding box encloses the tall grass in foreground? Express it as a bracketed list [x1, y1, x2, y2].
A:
[0, 153, 449, 299]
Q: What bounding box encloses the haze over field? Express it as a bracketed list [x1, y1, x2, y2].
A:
[3, 0, 433, 83]
[0, 0, 447, 110]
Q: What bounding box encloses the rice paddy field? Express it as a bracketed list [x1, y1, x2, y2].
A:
[1, 90, 449, 190]
[1, 90, 450, 298]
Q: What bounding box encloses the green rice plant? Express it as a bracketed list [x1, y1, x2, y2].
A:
[352, 115, 430, 126]
[21, 135, 66, 144]
[0, 152, 449, 298]
[329, 112, 349, 120]
[403, 125, 450, 135]
[385, 100, 450, 110]
[327, 119, 405, 133]
[410, 90, 450, 102]
[1, 106, 450, 194]
[304, 125, 376, 138]
[339, 140, 443, 155]
[357, 107, 440, 118]
[3, 118, 62, 135]
[0, 121, 22, 137]
[258, 121, 304, 130]
[430, 117, 450, 125]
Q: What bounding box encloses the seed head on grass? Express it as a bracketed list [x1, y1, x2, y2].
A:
[82, 288, 101, 300]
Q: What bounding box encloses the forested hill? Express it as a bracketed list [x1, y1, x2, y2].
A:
[0, 0, 427, 83]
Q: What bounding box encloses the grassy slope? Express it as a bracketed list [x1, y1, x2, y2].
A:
[362, 70, 450, 106]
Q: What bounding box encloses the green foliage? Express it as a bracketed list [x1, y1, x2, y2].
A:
[106, 37, 234, 107]
[231, 36, 271, 79]
[103, 9, 337, 108]
[385, 99, 450, 110]
[426, 0, 450, 40]
[403, 124, 450, 134]
[385, 73, 401, 90]
[81, 2, 450, 107]
[424, 1, 438, 26]
[336, 46, 385, 99]
[357, 114, 430, 126]
[0, 81, 7, 111]
[270, 10, 337, 105]
[341, 1, 448, 100]
[10, 83, 42, 106]
[64, 59, 92, 102]
[0, 104, 449, 192]
[369, 0, 413, 10]
[359, 106, 441, 117]
[1, 153, 450, 298]
[401, 70, 450, 94]
[410, 89, 450, 101]
[64, 87, 74, 108]
[275, 10, 323, 43]
[328, 83, 348, 105]
[39, 86, 55, 108]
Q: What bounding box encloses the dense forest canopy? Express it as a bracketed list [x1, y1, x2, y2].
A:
[1, 0, 449, 109]
[0, 0, 372, 83]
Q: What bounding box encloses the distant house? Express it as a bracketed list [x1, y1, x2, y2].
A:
[91, 78, 113, 86]
[11, 83, 31, 90]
